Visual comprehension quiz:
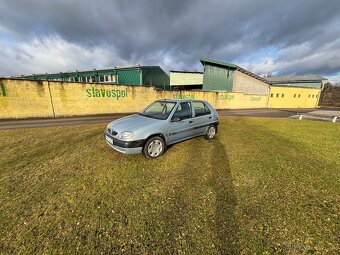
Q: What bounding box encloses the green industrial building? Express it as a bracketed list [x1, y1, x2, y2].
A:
[201, 58, 235, 91]
[18, 65, 170, 89]
[200, 58, 270, 95]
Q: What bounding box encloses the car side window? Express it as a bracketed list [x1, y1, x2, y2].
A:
[193, 102, 211, 117]
[172, 102, 193, 120]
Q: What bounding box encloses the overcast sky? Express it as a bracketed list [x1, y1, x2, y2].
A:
[0, 0, 340, 82]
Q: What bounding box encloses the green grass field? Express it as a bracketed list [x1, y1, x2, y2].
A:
[0, 117, 339, 254]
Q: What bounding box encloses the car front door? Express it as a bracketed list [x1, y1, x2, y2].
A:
[167, 102, 195, 144]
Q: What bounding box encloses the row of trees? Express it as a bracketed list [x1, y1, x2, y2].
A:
[319, 82, 340, 106]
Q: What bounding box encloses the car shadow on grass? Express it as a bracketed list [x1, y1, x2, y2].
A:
[210, 137, 240, 254]
[145, 137, 241, 253]
[100, 135, 241, 253]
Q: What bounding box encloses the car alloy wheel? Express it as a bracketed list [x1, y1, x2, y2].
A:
[205, 125, 216, 139]
[143, 136, 165, 159]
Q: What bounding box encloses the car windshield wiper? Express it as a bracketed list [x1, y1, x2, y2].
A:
[138, 112, 154, 119]
[138, 113, 164, 120]
[150, 116, 164, 120]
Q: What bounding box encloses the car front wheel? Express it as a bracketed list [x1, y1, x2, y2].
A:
[205, 125, 216, 140]
[143, 136, 165, 159]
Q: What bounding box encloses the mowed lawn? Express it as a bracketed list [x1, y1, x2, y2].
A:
[0, 117, 339, 254]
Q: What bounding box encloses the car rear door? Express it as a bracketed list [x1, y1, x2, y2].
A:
[191, 101, 213, 135]
[167, 102, 195, 144]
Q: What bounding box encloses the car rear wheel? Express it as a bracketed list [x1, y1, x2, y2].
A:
[143, 136, 165, 159]
[205, 125, 216, 140]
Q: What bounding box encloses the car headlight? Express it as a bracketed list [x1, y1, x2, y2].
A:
[117, 131, 134, 140]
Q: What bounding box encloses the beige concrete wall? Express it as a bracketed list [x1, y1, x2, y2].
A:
[170, 72, 203, 86]
[233, 70, 270, 95]
[172, 91, 268, 109]
[50, 82, 154, 116]
[0, 79, 54, 119]
[0, 79, 269, 119]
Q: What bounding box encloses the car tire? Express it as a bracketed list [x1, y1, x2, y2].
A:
[143, 136, 166, 159]
[205, 125, 217, 140]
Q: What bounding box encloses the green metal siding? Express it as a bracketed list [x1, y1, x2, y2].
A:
[202, 64, 234, 91]
[18, 66, 171, 88]
[142, 67, 170, 89]
[115, 69, 141, 85]
[20, 68, 142, 85]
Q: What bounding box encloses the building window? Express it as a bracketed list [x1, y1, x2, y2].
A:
[88, 76, 96, 83]
[308, 95, 311, 98]
[281, 94, 284, 98]
[99, 75, 105, 83]
[312, 95, 315, 98]
[104, 75, 110, 82]
[316, 94, 318, 98]
[276, 93, 279, 97]
[270, 93, 273, 97]
[111, 75, 116, 83]
[294, 94, 296, 98]
[298, 94, 301, 98]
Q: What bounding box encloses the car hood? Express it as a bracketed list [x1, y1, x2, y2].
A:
[108, 114, 162, 133]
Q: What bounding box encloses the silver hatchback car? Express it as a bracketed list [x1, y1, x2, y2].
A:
[104, 99, 219, 159]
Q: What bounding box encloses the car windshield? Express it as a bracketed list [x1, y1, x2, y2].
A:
[140, 101, 176, 120]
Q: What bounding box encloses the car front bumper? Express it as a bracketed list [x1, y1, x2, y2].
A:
[104, 131, 145, 154]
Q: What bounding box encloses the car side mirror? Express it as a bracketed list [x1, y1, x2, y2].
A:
[171, 116, 181, 122]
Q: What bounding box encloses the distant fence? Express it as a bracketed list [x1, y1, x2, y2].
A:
[0, 79, 268, 119]
[319, 84, 340, 107]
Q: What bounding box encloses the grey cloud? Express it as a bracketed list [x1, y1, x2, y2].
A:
[0, 0, 340, 80]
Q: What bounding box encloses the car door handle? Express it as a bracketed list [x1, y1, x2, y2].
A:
[189, 121, 193, 124]
[209, 116, 212, 119]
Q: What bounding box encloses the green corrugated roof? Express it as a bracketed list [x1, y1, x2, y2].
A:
[19, 65, 162, 77]
[200, 58, 236, 68]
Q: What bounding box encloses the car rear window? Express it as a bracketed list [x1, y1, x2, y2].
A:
[193, 102, 211, 117]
